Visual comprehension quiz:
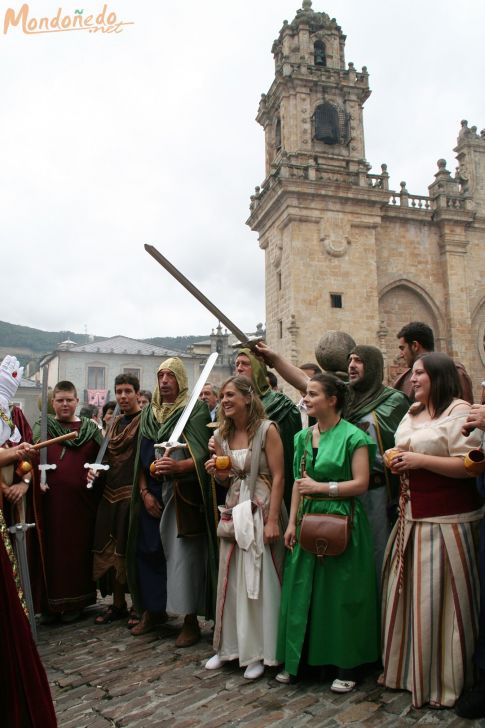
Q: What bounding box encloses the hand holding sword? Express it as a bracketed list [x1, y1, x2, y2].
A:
[84, 403, 121, 488]
[149, 352, 219, 479]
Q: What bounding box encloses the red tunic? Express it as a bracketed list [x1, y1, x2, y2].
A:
[37, 421, 100, 613]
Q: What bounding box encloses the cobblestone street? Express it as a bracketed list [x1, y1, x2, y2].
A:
[36, 601, 485, 728]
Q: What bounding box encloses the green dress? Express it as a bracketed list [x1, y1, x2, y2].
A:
[276, 419, 379, 676]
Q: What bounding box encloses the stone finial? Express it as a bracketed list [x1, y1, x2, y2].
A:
[315, 330, 356, 375]
[458, 120, 469, 141]
[437, 159, 447, 170]
[400, 181, 408, 192]
[381, 163, 388, 172]
[302, 0, 312, 8]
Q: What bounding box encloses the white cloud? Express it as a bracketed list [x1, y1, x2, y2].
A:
[1, 0, 484, 337]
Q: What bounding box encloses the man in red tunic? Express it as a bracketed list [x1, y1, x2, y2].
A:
[33, 380, 101, 623]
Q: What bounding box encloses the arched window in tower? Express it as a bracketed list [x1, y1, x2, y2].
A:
[314, 102, 340, 145]
[275, 117, 281, 151]
[314, 40, 326, 67]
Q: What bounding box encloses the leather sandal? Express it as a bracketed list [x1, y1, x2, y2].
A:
[126, 607, 140, 629]
[130, 610, 168, 636]
[94, 604, 128, 625]
[175, 615, 200, 647]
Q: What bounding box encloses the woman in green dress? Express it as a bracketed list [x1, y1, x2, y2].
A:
[276, 373, 379, 692]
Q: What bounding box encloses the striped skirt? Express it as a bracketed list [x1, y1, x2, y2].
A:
[381, 516, 480, 708]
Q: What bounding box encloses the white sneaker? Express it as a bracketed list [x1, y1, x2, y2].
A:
[275, 670, 291, 684]
[330, 678, 356, 693]
[244, 661, 264, 680]
[205, 654, 225, 670]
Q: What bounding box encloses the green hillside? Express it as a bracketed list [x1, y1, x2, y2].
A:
[0, 321, 208, 361]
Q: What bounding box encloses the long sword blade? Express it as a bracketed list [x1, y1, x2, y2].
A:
[94, 403, 121, 464]
[156, 352, 218, 449]
[145, 245, 253, 345]
[38, 365, 52, 488]
[40, 365, 48, 464]
[84, 403, 121, 485]
[9, 523, 37, 641]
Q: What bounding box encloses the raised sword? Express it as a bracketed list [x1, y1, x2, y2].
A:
[144, 245, 262, 349]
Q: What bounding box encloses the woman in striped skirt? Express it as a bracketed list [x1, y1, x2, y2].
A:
[381, 352, 483, 708]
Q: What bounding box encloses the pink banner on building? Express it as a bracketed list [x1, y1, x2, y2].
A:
[87, 389, 108, 407]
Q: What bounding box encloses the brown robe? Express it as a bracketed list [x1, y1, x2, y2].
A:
[92, 411, 141, 584]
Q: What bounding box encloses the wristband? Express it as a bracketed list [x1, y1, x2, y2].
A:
[328, 481, 339, 497]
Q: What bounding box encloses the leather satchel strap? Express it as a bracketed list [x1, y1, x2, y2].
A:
[300, 429, 355, 526]
[246, 420, 271, 500]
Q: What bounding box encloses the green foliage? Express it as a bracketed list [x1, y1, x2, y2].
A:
[0, 321, 209, 358]
[0, 320, 95, 353]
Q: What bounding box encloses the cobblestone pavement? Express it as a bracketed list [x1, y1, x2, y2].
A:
[38, 601, 484, 728]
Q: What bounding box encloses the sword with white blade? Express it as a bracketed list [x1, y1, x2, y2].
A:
[144, 245, 262, 349]
[38, 365, 56, 492]
[84, 403, 121, 488]
[154, 352, 218, 459]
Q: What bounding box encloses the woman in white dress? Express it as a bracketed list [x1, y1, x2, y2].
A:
[204, 375, 286, 680]
[381, 352, 483, 708]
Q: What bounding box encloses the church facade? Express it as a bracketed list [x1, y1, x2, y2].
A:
[246, 1, 485, 396]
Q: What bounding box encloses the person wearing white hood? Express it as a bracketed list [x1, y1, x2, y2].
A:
[0, 355, 57, 727]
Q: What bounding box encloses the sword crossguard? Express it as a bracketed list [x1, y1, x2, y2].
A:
[154, 441, 186, 458]
[84, 462, 110, 489]
[38, 463, 57, 471]
[231, 337, 263, 350]
[8, 523, 36, 533]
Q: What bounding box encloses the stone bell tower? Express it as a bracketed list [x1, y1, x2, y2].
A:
[247, 0, 389, 366]
[247, 2, 485, 395]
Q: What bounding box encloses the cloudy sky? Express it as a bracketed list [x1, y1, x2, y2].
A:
[2, 0, 484, 339]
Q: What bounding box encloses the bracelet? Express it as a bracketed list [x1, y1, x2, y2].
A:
[328, 481, 339, 497]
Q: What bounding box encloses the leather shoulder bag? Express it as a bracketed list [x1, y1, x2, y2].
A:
[298, 428, 354, 563]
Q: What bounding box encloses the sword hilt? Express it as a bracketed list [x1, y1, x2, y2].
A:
[84, 462, 110, 489]
[8, 522, 36, 533]
[38, 463, 57, 471]
[154, 442, 186, 458]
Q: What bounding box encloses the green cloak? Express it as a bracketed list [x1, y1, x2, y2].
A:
[126, 361, 217, 620]
[344, 345, 410, 499]
[33, 415, 102, 448]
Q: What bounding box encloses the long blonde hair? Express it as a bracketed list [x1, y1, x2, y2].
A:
[217, 375, 266, 442]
